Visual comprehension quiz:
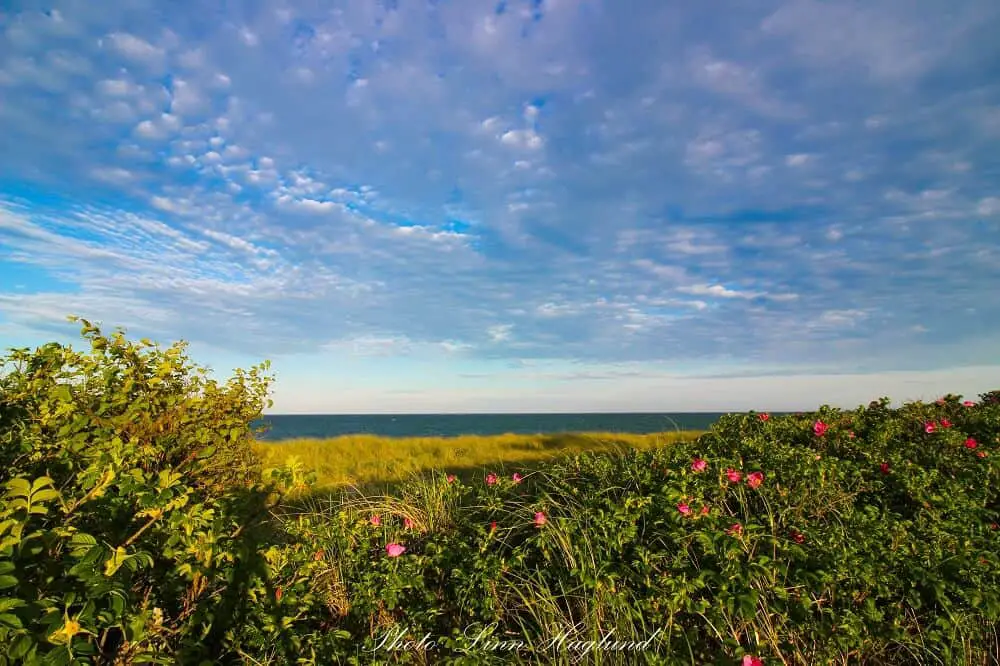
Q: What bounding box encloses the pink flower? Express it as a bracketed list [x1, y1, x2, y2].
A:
[965, 437, 978, 449]
[512, 473, 523, 484]
[403, 518, 414, 530]
[849, 431, 856, 439]
[977, 451, 988, 458]
[813, 420, 828, 437]
[677, 503, 691, 516]
[533, 511, 547, 527]
[940, 419, 952, 429]
[370, 515, 381, 527]
[743, 656, 763, 666]
[700, 505, 710, 516]
[790, 529, 805, 544]
[691, 458, 708, 473]
[446, 474, 457, 484]
[964, 400, 976, 407]
[726, 468, 743, 483]
[880, 462, 890, 475]
[385, 543, 406, 557]
[486, 473, 498, 486]
[925, 421, 936, 434]
[746, 471, 764, 489]
[759, 413, 770, 422]
[936, 398, 946, 406]
[727, 523, 743, 536]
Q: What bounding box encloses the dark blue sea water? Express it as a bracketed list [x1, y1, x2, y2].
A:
[253, 412, 726, 441]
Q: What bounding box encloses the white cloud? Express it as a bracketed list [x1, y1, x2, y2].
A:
[678, 284, 758, 299]
[488, 324, 514, 342]
[169, 79, 207, 116]
[978, 197, 1000, 216]
[106, 32, 164, 67]
[500, 129, 544, 150]
[90, 167, 134, 184]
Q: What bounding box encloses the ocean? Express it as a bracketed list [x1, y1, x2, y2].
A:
[252, 412, 726, 441]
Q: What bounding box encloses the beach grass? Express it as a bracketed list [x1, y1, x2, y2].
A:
[252, 430, 704, 489]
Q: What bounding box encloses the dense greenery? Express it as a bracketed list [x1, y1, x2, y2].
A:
[1, 321, 998, 664]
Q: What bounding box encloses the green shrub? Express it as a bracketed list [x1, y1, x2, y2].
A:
[0, 318, 289, 665]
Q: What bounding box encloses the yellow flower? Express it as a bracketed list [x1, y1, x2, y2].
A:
[50, 618, 82, 644]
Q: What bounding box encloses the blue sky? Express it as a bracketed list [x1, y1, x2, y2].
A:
[1, 0, 999, 414]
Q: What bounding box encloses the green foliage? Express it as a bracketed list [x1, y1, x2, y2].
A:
[0, 318, 287, 664]
[1, 320, 999, 664]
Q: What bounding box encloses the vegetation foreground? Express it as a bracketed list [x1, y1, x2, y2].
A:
[1, 321, 999, 665]
[253, 431, 702, 490]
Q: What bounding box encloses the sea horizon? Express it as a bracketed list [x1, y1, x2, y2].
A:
[253, 411, 740, 441]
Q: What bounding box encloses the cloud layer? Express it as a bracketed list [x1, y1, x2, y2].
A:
[2, 0, 999, 411]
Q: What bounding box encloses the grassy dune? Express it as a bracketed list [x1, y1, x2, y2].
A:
[253, 430, 704, 489]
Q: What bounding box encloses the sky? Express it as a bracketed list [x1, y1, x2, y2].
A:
[1, 0, 999, 414]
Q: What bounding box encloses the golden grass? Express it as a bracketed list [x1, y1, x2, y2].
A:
[253, 430, 704, 490]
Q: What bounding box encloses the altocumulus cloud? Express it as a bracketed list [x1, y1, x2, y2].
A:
[1, 0, 999, 412]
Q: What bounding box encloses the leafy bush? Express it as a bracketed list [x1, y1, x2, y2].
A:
[0, 319, 291, 664]
[1, 321, 998, 664]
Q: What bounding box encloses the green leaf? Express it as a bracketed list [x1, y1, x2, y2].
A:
[0, 597, 25, 613]
[0, 613, 22, 629]
[0, 576, 17, 590]
[104, 547, 129, 577]
[7, 634, 32, 660]
[4, 479, 30, 499]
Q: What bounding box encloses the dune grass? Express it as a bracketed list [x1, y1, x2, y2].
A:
[253, 430, 704, 490]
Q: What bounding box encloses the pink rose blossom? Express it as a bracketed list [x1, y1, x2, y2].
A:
[385, 543, 406, 557]
[925, 421, 936, 434]
[746, 471, 764, 489]
[726, 468, 743, 483]
[965, 437, 978, 449]
[691, 458, 708, 473]
[534, 511, 547, 527]
[677, 503, 691, 516]
[512, 473, 523, 484]
[370, 515, 381, 527]
[486, 473, 498, 486]
[813, 420, 828, 437]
